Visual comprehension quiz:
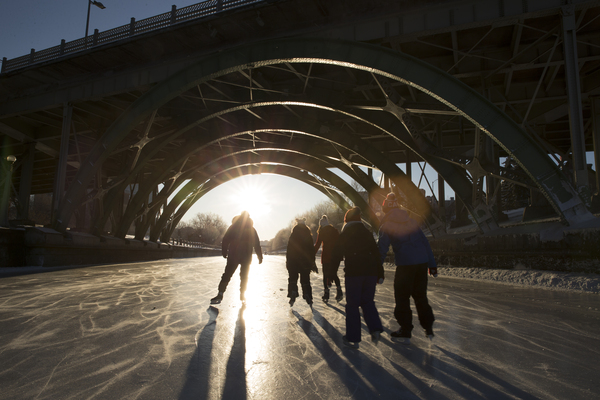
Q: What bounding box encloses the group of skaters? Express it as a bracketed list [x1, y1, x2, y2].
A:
[210, 193, 438, 349]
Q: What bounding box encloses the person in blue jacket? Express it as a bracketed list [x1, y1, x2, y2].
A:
[377, 193, 437, 344]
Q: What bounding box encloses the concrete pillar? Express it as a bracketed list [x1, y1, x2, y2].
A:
[591, 97, 600, 209]
[17, 142, 35, 221]
[0, 155, 17, 227]
[562, 5, 589, 194]
[52, 103, 72, 226]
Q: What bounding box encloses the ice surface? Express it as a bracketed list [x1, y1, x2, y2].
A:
[0, 256, 598, 399]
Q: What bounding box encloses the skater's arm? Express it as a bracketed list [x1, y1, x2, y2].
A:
[314, 233, 323, 255]
[221, 226, 233, 258]
[419, 229, 437, 275]
[377, 231, 391, 264]
[253, 229, 263, 264]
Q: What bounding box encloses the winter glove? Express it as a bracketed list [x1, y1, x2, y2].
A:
[311, 263, 318, 274]
[428, 267, 438, 277]
[377, 278, 384, 285]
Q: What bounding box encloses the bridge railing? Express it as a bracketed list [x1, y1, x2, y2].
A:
[1, 0, 263, 74]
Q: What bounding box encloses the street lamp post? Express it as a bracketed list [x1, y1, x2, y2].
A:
[85, 0, 106, 48]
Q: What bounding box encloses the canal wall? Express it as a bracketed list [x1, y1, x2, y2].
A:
[2, 222, 600, 273]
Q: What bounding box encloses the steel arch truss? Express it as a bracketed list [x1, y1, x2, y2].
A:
[53, 38, 594, 239]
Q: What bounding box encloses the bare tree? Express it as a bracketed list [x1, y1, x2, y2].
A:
[175, 212, 228, 244]
[271, 200, 345, 251]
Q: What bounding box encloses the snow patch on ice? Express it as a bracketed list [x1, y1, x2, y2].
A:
[383, 263, 600, 293]
[438, 266, 600, 294]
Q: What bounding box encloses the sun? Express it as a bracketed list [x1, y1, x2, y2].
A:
[230, 177, 272, 219]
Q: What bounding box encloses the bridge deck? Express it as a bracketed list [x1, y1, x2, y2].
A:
[0, 256, 598, 399]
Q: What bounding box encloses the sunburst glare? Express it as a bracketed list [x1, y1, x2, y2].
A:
[229, 176, 272, 219]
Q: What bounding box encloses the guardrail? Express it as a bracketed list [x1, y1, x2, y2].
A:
[1, 0, 263, 74]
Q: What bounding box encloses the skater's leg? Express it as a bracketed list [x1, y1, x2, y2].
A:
[334, 275, 343, 301]
[217, 259, 240, 293]
[333, 275, 341, 288]
[359, 275, 383, 334]
[412, 263, 435, 332]
[239, 261, 251, 301]
[287, 269, 299, 298]
[344, 276, 362, 342]
[299, 269, 313, 304]
[394, 266, 415, 335]
[322, 264, 330, 301]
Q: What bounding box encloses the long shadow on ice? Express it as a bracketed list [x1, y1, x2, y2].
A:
[221, 305, 248, 400]
[294, 310, 421, 399]
[178, 306, 219, 400]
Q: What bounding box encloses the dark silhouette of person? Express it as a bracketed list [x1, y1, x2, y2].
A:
[286, 218, 317, 307]
[332, 207, 384, 349]
[314, 215, 343, 302]
[210, 211, 262, 304]
[377, 193, 437, 344]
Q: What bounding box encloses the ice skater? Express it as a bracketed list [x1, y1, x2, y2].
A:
[377, 193, 437, 344]
[286, 218, 317, 307]
[332, 207, 384, 349]
[314, 215, 343, 303]
[210, 211, 263, 304]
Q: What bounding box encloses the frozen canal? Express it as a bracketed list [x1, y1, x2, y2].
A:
[0, 255, 599, 399]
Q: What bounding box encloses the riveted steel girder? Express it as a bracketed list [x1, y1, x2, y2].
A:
[55, 37, 594, 233]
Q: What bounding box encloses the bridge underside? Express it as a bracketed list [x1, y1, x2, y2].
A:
[1, 0, 599, 246]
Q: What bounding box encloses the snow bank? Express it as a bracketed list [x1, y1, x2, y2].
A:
[438, 267, 600, 294]
[383, 263, 600, 293]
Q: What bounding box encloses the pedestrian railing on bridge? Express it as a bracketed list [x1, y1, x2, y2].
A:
[1, 0, 264, 74]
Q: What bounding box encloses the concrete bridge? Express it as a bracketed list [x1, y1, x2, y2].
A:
[1, 0, 600, 268]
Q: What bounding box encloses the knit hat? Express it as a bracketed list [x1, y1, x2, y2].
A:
[382, 193, 399, 214]
[319, 215, 330, 227]
[344, 207, 362, 223]
[295, 217, 306, 225]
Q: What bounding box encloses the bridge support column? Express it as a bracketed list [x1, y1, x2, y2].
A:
[436, 121, 446, 225]
[591, 97, 600, 211]
[0, 155, 16, 227]
[17, 142, 35, 221]
[52, 103, 72, 227]
[562, 5, 590, 201]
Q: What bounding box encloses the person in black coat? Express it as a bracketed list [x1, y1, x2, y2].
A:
[210, 211, 263, 304]
[314, 215, 343, 302]
[332, 207, 384, 349]
[286, 218, 317, 307]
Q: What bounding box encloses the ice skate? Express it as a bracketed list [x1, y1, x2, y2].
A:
[425, 328, 434, 341]
[342, 336, 359, 349]
[288, 290, 298, 307]
[335, 288, 343, 302]
[322, 288, 330, 303]
[370, 330, 382, 346]
[210, 292, 223, 305]
[390, 329, 411, 344]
